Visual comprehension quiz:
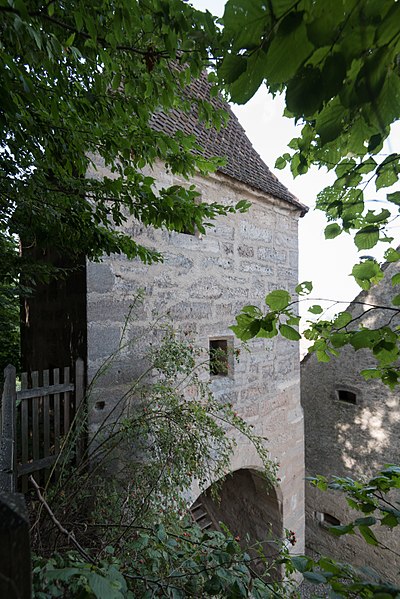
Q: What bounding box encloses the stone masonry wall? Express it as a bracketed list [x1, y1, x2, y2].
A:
[86, 158, 304, 553]
[302, 260, 400, 581]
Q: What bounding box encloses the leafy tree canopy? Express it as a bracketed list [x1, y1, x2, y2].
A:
[218, 0, 400, 250]
[219, 0, 400, 379]
[0, 0, 251, 286]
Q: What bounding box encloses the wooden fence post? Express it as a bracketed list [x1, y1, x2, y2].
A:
[0, 365, 17, 493]
[75, 358, 85, 463]
[0, 492, 31, 598]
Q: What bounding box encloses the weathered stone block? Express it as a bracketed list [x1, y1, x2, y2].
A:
[191, 278, 224, 299]
[240, 220, 272, 242]
[222, 242, 234, 255]
[211, 223, 235, 240]
[88, 325, 121, 360]
[167, 231, 204, 250]
[241, 261, 274, 275]
[88, 299, 146, 323]
[238, 245, 254, 258]
[163, 253, 193, 270]
[257, 247, 287, 263]
[87, 262, 115, 293]
[202, 256, 233, 270]
[168, 302, 212, 320]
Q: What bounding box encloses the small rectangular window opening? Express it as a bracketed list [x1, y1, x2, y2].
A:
[322, 513, 340, 526]
[337, 389, 357, 404]
[316, 511, 341, 528]
[209, 339, 229, 376]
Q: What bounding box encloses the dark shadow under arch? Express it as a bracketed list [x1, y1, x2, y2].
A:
[191, 468, 283, 577]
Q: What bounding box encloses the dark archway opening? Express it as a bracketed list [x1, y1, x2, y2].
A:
[191, 469, 283, 578]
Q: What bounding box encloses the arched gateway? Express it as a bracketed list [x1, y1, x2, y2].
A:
[191, 468, 283, 575]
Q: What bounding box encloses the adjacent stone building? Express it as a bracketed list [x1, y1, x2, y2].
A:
[22, 74, 307, 557]
[302, 259, 400, 581]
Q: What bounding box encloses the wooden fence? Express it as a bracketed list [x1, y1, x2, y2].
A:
[0, 358, 85, 493]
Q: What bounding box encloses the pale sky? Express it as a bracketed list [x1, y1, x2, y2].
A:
[190, 0, 400, 326]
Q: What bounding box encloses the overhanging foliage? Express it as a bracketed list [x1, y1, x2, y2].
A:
[1, 0, 248, 286]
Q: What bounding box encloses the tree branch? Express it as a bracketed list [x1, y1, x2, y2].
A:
[29, 475, 94, 564]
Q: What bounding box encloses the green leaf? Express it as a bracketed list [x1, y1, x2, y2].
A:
[275, 156, 287, 169]
[365, 209, 390, 224]
[324, 223, 341, 239]
[231, 312, 263, 341]
[333, 311, 352, 328]
[315, 98, 345, 144]
[318, 558, 341, 575]
[354, 226, 380, 250]
[65, 33, 75, 47]
[392, 273, 400, 286]
[45, 568, 81, 581]
[303, 571, 327, 584]
[376, 2, 400, 44]
[286, 65, 324, 117]
[235, 199, 251, 212]
[291, 556, 309, 573]
[222, 0, 269, 51]
[368, 133, 383, 152]
[308, 305, 323, 315]
[228, 48, 268, 104]
[352, 260, 383, 289]
[387, 191, 400, 205]
[112, 72, 122, 90]
[279, 323, 301, 341]
[257, 314, 278, 338]
[354, 517, 377, 526]
[265, 290, 291, 311]
[391, 294, 400, 306]
[230, 579, 248, 598]
[381, 512, 399, 528]
[330, 332, 348, 348]
[316, 349, 330, 363]
[351, 329, 380, 350]
[156, 524, 166, 542]
[219, 53, 247, 85]
[85, 571, 125, 599]
[328, 524, 354, 536]
[240, 305, 263, 317]
[358, 525, 379, 546]
[361, 368, 381, 380]
[264, 12, 313, 85]
[287, 315, 300, 326]
[384, 248, 400, 262]
[376, 155, 399, 190]
[296, 281, 313, 295]
[204, 574, 223, 594]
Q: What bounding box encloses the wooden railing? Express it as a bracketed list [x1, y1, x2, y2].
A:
[0, 358, 85, 493]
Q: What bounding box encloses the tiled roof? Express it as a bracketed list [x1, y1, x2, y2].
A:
[150, 72, 308, 216]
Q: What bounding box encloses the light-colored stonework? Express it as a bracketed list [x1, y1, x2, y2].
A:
[86, 158, 305, 554]
[302, 260, 400, 581]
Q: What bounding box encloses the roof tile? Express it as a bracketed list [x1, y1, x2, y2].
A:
[150, 72, 307, 215]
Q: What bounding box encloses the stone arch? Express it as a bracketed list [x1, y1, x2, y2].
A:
[190, 468, 283, 577]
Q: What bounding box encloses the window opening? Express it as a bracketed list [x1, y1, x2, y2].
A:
[209, 339, 229, 376]
[337, 389, 357, 404]
[316, 511, 341, 528]
[322, 513, 340, 526]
